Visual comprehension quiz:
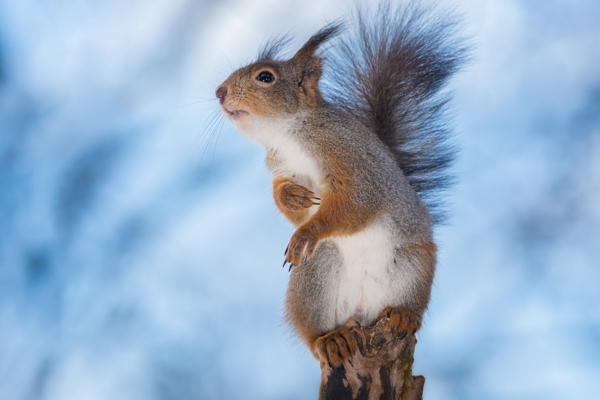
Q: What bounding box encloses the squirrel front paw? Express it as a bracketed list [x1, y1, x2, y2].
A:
[284, 226, 319, 268]
[277, 182, 320, 211]
[314, 317, 365, 368]
[376, 306, 422, 337]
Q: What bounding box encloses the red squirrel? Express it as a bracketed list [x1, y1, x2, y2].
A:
[215, 2, 466, 367]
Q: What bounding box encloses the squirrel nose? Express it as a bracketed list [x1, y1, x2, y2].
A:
[216, 86, 227, 101]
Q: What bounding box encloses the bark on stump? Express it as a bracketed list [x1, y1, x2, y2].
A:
[318, 316, 424, 400]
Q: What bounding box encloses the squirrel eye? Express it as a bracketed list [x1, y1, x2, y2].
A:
[256, 71, 275, 83]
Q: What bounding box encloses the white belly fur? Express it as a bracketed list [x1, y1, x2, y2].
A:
[332, 218, 409, 327]
[252, 122, 407, 327]
[262, 124, 326, 215]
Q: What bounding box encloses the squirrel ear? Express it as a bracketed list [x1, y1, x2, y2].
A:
[291, 22, 343, 103]
[291, 22, 343, 73]
[300, 55, 322, 80]
[294, 56, 321, 107]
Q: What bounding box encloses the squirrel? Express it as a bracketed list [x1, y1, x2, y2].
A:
[215, 2, 466, 367]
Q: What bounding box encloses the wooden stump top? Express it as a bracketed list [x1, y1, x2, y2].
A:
[318, 316, 424, 400]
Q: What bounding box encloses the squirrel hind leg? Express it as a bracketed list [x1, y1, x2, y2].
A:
[285, 240, 341, 349]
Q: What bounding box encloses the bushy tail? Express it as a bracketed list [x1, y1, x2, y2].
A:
[324, 1, 469, 223]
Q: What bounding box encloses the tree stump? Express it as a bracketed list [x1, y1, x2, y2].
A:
[318, 315, 425, 400]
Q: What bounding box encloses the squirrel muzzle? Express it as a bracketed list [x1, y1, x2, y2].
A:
[215, 83, 252, 124]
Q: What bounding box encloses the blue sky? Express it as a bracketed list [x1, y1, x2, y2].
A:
[1, 0, 599, 399]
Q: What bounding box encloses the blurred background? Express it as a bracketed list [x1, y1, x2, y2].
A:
[1, 0, 599, 399]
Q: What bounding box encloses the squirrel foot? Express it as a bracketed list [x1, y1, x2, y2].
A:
[314, 316, 365, 368]
[278, 182, 320, 211]
[376, 306, 422, 337]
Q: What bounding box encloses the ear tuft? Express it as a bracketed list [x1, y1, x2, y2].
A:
[292, 21, 344, 66]
[257, 33, 294, 60]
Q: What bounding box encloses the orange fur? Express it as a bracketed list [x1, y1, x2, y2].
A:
[284, 160, 377, 266]
[377, 306, 422, 336]
[272, 177, 318, 226]
[405, 241, 437, 271]
[312, 317, 364, 367]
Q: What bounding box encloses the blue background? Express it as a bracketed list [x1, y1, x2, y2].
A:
[1, 0, 599, 399]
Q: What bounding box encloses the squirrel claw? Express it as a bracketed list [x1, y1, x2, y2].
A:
[376, 306, 422, 337]
[314, 317, 366, 368]
[285, 227, 319, 266]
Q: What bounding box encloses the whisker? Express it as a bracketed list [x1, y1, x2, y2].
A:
[187, 96, 217, 101]
[211, 117, 226, 166]
[201, 67, 229, 78]
[219, 51, 234, 71]
[198, 111, 225, 159]
[190, 108, 221, 158]
[197, 82, 218, 97]
[198, 114, 224, 168]
[178, 99, 217, 108]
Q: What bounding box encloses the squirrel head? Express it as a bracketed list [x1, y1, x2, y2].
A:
[215, 23, 342, 137]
